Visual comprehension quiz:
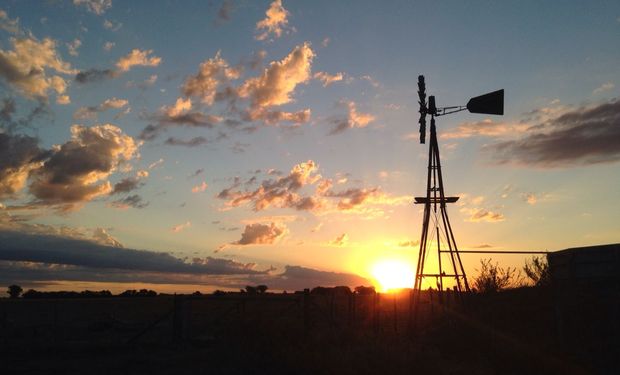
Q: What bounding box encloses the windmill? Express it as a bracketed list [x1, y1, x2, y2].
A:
[413, 75, 504, 302]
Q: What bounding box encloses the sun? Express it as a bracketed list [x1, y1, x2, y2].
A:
[371, 260, 415, 292]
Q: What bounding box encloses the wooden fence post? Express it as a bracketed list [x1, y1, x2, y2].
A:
[303, 289, 310, 332]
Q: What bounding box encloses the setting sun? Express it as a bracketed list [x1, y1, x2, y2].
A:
[371, 260, 415, 292]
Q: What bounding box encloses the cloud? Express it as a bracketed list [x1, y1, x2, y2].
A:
[330, 233, 347, 246]
[126, 74, 157, 90]
[103, 19, 122, 31]
[148, 158, 164, 169]
[255, 0, 290, 41]
[464, 208, 505, 222]
[441, 119, 529, 139]
[0, 9, 20, 34]
[182, 51, 241, 105]
[165, 136, 209, 147]
[191, 181, 208, 193]
[171, 221, 191, 233]
[217, 160, 410, 216]
[74, 68, 116, 84]
[56, 95, 71, 105]
[189, 169, 204, 178]
[0, 132, 47, 199]
[593, 82, 615, 95]
[115, 49, 161, 72]
[66, 39, 82, 57]
[329, 101, 375, 135]
[217, 0, 234, 23]
[73, 0, 112, 15]
[0, 36, 76, 100]
[398, 240, 419, 247]
[217, 160, 321, 211]
[111, 170, 148, 195]
[92, 227, 123, 247]
[484, 100, 620, 167]
[73, 97, 129, 120]
[28, 124, 140, 208]
[110, 194, 148, 209]
[238, 42, 314, 119]
[314, 71, 343, 87]
[233, 222, 286, 245]
[103, 41, 115, 51]
[139, 98, 222, 140]
[0, 229, 266, 275]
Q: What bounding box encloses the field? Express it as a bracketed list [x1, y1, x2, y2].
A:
[0, 288, 616, 374]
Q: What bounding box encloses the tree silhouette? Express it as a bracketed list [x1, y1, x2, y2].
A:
[523, 255, 550, 287]
[472, 259, 519, 293]
[256, 285, 268, 294]
[7, 284, 23, 298]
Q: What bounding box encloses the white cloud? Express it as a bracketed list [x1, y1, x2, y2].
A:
[255, 0, 290, 41]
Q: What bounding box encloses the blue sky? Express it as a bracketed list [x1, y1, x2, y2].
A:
[0, 0, 619, 293]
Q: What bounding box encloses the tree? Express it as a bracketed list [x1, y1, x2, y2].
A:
[7, 285, 23, 299]
[523, 255, 550, 287]
[256, 285, 268, 294]
[472, 259, 519, 293]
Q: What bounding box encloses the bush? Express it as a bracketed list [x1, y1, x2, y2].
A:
[7, 284, 23, 299]
[523, 255, 550, 286]
[472, 259, 520, 293]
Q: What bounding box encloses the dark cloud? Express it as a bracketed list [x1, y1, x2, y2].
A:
[189, 168, 204, 178]
[485, 100, 620, 167]
[28, 125, 139, 208]
[0, 132, 48, 199]
[75, 68, 116, 84]
[217, 0, 234, 22]
[0, 98, 49, 132]
[165, 136, 209, 147]
[0, 230, 266, 275]
[110, 194, 149, 209]
[111, 177, 143, 194]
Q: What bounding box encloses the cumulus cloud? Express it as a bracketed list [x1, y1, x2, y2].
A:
[484, 100, 620, 167]
[182, 52, 241, 105]
[255, 0, 290, 41]
[329, 101, 375, 135]
[28, 124, 140, 209]
[0, 36, 76, 100]
[191, 181, 208, 193]
[73, 0, 112, 15]
[139, 98, 222, 140]
[237, 42, 314, 120]
[217, 160, 410, 216]
[103, 19, 122, 31]
[73, 97, 129, 120]
[398, 240, 420, 247]
[66, 39, 82, 57]
[0, 132, 47, 199]
[314, 71, 343, 87]
[330, 233, 347, 246]
[233, 222, 286, 245]
[115, 49, 161, 72]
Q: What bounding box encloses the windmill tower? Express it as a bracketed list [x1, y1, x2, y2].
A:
[413, 75, 504, 300]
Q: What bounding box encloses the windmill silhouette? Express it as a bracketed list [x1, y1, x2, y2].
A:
[412, 76, 504, 305]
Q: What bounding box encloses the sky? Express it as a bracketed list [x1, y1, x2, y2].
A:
[0, 0, 619, 294]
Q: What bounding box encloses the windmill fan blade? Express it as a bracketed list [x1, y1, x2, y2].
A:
[467, 89, 504, 115]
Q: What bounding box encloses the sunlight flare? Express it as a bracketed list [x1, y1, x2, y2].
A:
[371, 260, 415, 292]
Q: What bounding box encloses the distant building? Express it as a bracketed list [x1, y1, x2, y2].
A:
[548, 243, 620, 290]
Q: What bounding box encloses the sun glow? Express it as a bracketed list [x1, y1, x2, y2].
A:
[371, 260, 415, 292]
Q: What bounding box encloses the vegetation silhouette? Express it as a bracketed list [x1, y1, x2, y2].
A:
[7, 284, 22, 299]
